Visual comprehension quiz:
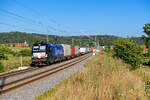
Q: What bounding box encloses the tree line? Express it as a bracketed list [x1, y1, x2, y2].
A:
[0, 31, 144, 47]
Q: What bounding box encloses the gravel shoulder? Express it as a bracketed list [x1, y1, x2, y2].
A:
[0, 55, 93, 100]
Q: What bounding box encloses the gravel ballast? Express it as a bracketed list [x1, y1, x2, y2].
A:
[0, 54, 88, 85]
[0, 55, 93, 100]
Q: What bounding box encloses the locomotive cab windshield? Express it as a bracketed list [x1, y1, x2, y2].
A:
[32, 45, 46, 52]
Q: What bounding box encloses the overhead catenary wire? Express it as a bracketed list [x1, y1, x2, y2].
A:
[0, 9, 43, 28]
[0, 1, 75, 45]
[0, 9, 48, 35]
[79, 29, 100, 47]
[0, 9, 60, 42]
[1, 0, 93, 46]
[0, 22, 45, 33]
[12, 0, 75, 45]
[0, 12, 44, 32]
[80, 30, 96, 41]
[13, 0, 72, 35]
[12, 0, 65, 41]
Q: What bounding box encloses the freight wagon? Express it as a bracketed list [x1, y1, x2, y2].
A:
[75, 46, 80, 56]
[71, 45, 75, 57]
[80, 47, 90, 54]
[31, 42, 86, 66]
[61, 44, 71, 59]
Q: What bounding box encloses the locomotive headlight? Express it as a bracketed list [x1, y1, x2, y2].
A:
[45, 54, 48, 57]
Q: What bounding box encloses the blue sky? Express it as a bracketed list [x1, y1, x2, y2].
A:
[0, 0, 150, 37]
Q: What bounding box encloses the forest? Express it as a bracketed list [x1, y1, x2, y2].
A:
[0, 31, 144, 47]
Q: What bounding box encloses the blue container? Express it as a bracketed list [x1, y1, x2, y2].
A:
[51, 44, 64, 57]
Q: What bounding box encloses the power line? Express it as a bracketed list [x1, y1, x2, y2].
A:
[14, 0, 62, 27]
[13, 0, 68, 38]
[0, 12, 43, 30]
[0, 8, 48, 35]
[0, 9, 43, 27]
[13, 0, 72, 35]
[1, 1, 73, 36]
[80, 30, 96, 41]
[0, 22, 45, 33]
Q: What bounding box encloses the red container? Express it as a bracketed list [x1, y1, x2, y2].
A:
[144, 45, 147, 51]
[91, 47, 95, 52]
[99, 47, 104, 51]
[71, 45, 75, 56]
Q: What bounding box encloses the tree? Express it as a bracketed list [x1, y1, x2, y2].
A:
[0, 62, 4, 73]
[143, 23, 150, 56]
[113, 38, 143, 69]
[33, 38, 41, 43]
[0, 45, 11, 60]
[30, 38, 41, 48]
[17, 49, 31, 57]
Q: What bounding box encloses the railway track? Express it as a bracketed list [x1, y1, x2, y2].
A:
[0, 53, 91, 95]
[0, 67, 38, 79]
[0, 54, 87, 79]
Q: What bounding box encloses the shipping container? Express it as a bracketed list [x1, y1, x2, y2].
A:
[87, 48, 90, 52]
[91, 47, 95, 52]
[51, 44, 63, 57]
[71, 45, 75, 56]
[61, 44, 71, 56]
[75, 46, 79, 55]
[80, 47, 88, 53]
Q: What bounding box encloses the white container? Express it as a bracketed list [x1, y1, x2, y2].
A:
[61, 44, 71, 56]
[80, 48, 86, 53]
[87, 48, 90, 52]
[75, 46, 79, 55]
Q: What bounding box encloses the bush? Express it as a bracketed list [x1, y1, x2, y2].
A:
[0, 45, 12, 60]
[0, 62, 4, 73]
[113, 38, 143, 69]
[17, 49, 31, 57]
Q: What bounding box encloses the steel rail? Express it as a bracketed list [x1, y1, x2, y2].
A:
[0, 53, 91, 95]
[0, 54, 89, 79]
[0, 67, 38, 79]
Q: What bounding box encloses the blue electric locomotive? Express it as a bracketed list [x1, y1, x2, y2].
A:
[31, 42, 63, 66]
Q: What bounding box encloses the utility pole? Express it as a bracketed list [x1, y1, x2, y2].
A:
[47, 34, 48, 42]
[80, 41, 81, 46]
[95, 35, 97, 47]
[98, 40, 99, 47]
[46, 28, 49, 43]
[72, 38, 74, 45]
[55, 35, 57, 44]
[20, 56, 22, 67]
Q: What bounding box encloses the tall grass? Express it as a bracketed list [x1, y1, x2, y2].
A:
[133, 69, 150, 97]
[0, 46, 31, 72]
[35, 52, 148, 100]
[0, 56, 31, 72]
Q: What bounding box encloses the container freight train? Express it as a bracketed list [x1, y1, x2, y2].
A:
[31, 42, 90, 66]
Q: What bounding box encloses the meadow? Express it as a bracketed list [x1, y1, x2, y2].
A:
[35, 52, 150, 100]
[0, 45, 31, 72]
[0, 56, 31, 72]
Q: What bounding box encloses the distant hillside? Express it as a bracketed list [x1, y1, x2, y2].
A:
[0, 31, 144, 47]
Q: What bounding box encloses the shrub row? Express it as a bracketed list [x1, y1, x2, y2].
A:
[113, 38, 143, 69]
[0, 45, 31, 60]
[0, 62, 4, 73]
